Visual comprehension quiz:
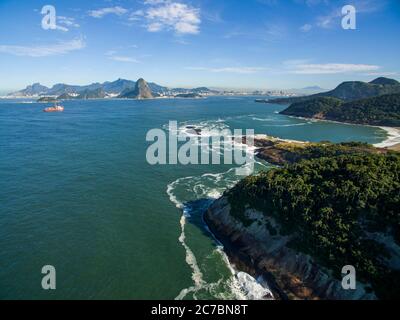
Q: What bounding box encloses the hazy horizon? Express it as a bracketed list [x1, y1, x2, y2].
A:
[5, 74, 400, 96]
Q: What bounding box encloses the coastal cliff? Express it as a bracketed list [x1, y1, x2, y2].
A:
[205, 138, 400, 300]
[205, 197, 375, 300]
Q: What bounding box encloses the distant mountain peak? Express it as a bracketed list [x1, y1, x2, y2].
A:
[268, 78, 400, 104]
[302, 86, 324, 90]
[119, 78, 154, 99]
[9, 82, 49, 96]
[10, 78, 216, 98]
[369, 77, 399, 86]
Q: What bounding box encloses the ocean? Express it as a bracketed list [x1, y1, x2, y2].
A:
[0, 96, 390, 299]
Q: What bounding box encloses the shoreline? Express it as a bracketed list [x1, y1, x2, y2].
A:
[204, 197, 375, 300]
[374, 127, 400, 149]
[284, 114, 400, 149]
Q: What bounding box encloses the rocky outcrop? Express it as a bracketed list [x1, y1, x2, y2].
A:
[118, 78, 153, 99]
[37, 96, 57, 103]
[250, 135, 388, 166]
[205, 197, 376, 300]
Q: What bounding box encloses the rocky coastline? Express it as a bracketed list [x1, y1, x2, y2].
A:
[203, 136, 400, 300]
[204, 197, 376, 300]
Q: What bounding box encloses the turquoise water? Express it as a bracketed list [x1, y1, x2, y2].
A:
[0, 97, 387, 299]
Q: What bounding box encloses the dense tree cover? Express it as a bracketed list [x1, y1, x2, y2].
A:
[295, 142, 378, 160]
[281, 93, 400, 126]
[279, 97, 342, 118]
[257, 140, 380, 166]
[227, 151, 400, 299]
[370, 77, 400, 86]
[327, 94, 400, 126]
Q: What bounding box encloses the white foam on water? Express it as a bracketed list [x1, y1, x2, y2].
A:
[168, 169, 237, 300]
[205, 227, 275, 300]
[168, 177, 208, 299]
[168, 162, 276, 300]
[232, 272, 274, 300]
[168, 177, 208, 300]
[166, 179, 186, 209]
[179, 212, 205, 288]
[167, 118, 276, 300]
[374, 127, 400, 148]
[263, 121, 312, 127]
[251, 116, 275, 122]
[175, 119, 231, 139]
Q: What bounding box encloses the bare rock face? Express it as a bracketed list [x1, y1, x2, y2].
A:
[118, 78, 153, 99]
[204, 197, 376, 300]
[135, 78, 153, 99]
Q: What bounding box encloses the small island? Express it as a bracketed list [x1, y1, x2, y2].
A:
[37, 96, 58, 103]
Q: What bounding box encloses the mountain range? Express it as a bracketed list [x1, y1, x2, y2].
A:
[10, 78, 219, 98]
[277, 77, 400, 127]
[269, 77, 400, 104]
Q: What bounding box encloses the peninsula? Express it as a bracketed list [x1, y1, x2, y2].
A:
[205, 136, 400, 300]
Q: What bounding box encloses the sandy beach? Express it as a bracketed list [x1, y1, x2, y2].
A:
[374, 127, 400, 150]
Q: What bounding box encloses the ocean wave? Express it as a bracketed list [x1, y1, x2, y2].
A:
[251, 117, 274, 122]
[167, 161, 275, 300]
[263, 121, 312, 127]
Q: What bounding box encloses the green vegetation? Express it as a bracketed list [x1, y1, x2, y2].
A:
[256, 138, 380, 166]
[279, 97, 342, 118]
[37, 96, 57, 103]
[175, 93, 201, 98]
[269, 77, 400, 104]
[227, 148, 400, 299]
[281, 93, 400, 126]
[328, 94, 400, 126]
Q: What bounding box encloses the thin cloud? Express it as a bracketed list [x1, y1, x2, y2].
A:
[294, 0, 330, 7]
[365, 72, 398, 76]
[105, 50, 140, 63]
[300, 24, 312, 32]
[54, 16, 80, 32]
[316, 8, 341, 29]
[287, 63, 380, 74]
[89, 6, 128, 18]
[108, 56, 140, 63]
[265, 24, 286, 39]
[0, 38, 85, 57]
[58, 16, 80, 28]
[186, 67, 268, 74]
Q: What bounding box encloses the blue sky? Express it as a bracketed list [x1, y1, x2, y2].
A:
[0, 0, 399, 92]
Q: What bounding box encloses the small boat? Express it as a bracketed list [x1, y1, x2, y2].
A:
[43, 101, 64, 113]
[255, 99, 268, 103]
